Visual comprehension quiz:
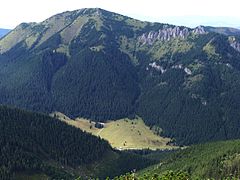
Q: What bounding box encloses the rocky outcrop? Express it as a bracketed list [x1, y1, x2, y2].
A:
[184, 67, 192, 75]
[147, 62, 192, 75]
[139, 26, 206, 45]
[229, 36, 240, 52]
[148, 62, 166, 73]
[192, 26, 206, 34]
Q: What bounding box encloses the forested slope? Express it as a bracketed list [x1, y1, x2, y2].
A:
[140, 140, 240, 179]
[1, 8, 240, 145]
[0, 106, 156, 179]
[0, 105, 110, 179]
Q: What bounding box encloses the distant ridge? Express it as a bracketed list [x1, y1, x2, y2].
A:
[0, 28, 11, 38]
[205, 26, 240, 36]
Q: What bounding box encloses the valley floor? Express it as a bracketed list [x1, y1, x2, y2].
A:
[51, 112, 176, 150]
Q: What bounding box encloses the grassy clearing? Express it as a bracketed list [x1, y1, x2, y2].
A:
[144, 38, 194, 60]
[51, 112, 175, 150]
[203, 42, 220, 59]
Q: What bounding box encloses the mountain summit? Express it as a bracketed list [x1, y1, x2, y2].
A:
[1, 8, 240, 145]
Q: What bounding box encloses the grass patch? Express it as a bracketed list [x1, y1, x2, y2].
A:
[203, 42, 220, 59]
[142, 37, 194, 60]
[52, 112, 176, 150]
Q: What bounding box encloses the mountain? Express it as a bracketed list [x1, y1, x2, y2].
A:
[205, 26, 240, 36]
[0, 28, 11, 38]
[0, 105, 155, 179]
[1, 8, 240, 145]
[138, 139, 240, 179]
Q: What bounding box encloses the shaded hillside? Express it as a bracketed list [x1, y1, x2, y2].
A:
[0, 8, 146, 120]
[0, 105, 110, 179]
[136, 33, 240, 145]
[1, 8, 240, 145]
[0, 106, 155, 179]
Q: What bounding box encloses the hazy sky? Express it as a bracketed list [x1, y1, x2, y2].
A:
[1, 0, 240, 29]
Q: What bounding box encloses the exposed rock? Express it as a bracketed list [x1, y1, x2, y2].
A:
[184, 67, 192, 75]
[148, 62, 192, 75]
[226, 63, 233, 68]
[172, 64, 183, 69]
[192, 26, 206, 34]
[229, 36, 240, 52]
[171, 64, 192, 75]
[139, 26, 207, 45]
[149, 62, 166, 73]
[201, 100, 207, 106]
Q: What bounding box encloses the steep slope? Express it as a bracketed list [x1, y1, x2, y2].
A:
[140, 140, 240, 179]
[136, 32, 240, 145]
[120, 23, 240, 145]
[0, 105, 110, 179]
[0, 8, 148, 120]
[0, 106, 155, 179]
[1, 8, 240, 145]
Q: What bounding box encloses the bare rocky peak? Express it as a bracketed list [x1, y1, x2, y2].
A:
[192, 26, 206, 34]
[139, 25, 207, 45]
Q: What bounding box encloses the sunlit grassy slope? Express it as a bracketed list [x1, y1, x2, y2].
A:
[51, 112, 175, 150]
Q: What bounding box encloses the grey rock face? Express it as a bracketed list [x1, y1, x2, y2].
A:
[139, 26, 206, 45]
[229, 36, 240, 52]
[149, 62, 166, 73]
[192, 26, 206, 34]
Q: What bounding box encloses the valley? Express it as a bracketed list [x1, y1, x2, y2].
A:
[0, 6, 240, 179]
[0, 106, 157, 180]
[0, 8, 240, 146]
[51, 112, 175, 150]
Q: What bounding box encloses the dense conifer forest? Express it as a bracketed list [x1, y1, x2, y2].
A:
[1, 8, 240, 148]
[0, 106, 156, 179]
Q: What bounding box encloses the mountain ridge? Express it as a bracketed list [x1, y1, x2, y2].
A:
[1, 8, 240, 145]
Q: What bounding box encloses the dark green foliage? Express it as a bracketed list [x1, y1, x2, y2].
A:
[142, 140, 240, 179]
[41, 50, 67, 91]
[0, 17, 140, 120]
[90, 151, 157, 179]
[0, 105, 157, 179]
[114, 171, 190, 180]
[1, 8, 240, 146]
[52, 48, 139, 120]
[137, 34, 240, 145]
[0, 105, 110, 179]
